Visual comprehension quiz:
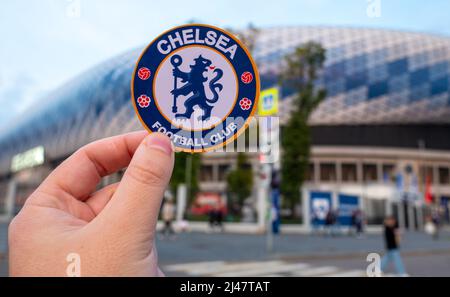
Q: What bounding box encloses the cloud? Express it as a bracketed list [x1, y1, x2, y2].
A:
[0, 74, 48, 130]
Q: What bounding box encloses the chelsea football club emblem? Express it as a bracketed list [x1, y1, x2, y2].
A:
[131, 24, 260, 152]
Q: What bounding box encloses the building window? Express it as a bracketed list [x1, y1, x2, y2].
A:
[363, 164, 377, 182]
[439, 167, 450, 185]
[200, 165, 214, 182]
[305, 163, 315, 181]
[218, 164, 230, 181]
[342, 163, 357, 182]
[382, 164, 395, 182]
[320, 163, 336, 182]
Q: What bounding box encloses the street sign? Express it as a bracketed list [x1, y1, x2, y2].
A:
[11, 146, 44, 173]
[258, 87, 279, 116]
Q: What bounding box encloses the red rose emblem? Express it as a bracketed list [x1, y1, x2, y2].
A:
[239, 97, 252, 110]
[137, 95, 151, 108]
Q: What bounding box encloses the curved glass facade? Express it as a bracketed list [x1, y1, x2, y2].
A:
[1, 26, 450, 174]
[255, 27, 450, 125]
[0, 48, 143, 174]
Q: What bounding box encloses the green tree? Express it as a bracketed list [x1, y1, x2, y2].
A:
[170, 153, 200, 204]
[280, 42, 327, 213]
[227, 153, 253, 206]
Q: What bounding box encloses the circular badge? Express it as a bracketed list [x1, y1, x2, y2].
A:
[131, 24, 259, 152]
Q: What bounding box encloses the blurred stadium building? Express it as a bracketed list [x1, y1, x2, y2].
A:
[1, 26, 450, 229]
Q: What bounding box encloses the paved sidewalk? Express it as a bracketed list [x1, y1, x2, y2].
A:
[1, 221, 450, 276]
[156, 230, 450, 264]
[156, 231, 450, 277]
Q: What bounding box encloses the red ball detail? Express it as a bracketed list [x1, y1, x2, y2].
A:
[138, 67, 151, 80]
[241, 72, 253, 84]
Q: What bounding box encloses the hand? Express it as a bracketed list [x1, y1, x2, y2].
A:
[8, 131, 174, 276]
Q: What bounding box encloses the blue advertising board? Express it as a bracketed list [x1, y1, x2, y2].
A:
[310, 191, 333, 225]
[337, 194, 359, 226]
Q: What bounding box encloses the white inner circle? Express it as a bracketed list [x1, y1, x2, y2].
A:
[154, 46, 238, 130]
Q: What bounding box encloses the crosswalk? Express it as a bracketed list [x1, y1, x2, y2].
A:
[164, 260, 369, 277]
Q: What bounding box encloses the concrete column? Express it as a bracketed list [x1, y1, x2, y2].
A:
[385, 199, 393, 216]
[314, 162, 320, 185]
[365, 194, 372, 219]
[336, 161, 342, 185]
[408, 202, 415, 230]
[257, 186, 268, 232]
[397, 201, 406, 231]
[302, 187, 310, 231]
[416, 203, 424, 231]
[332, 189, 339, 211]
[358, 186, 365, 217]
[3, 179, 17, 222]
[377, 162, 383, 183]
[357, 162, 363, 184]
[176, 184, 187, 223]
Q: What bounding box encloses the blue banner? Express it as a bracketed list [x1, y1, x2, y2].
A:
[310, 191, 333, 226]
[337, 194, 359, 226]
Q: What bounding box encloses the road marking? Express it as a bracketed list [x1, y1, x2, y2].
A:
[191, 261, 285, 276]
[213, 263, 310, 277]
[291, 266, 339, 277]
[326, 270, 366, 277]
[164, 260, 225, 272]
[164, 260, 369, 277]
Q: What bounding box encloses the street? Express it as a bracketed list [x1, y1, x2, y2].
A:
[155, 230, 450, 277]
[2, 222, 449, 277]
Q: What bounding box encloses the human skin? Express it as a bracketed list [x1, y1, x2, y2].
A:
[8, 131, 174, 276]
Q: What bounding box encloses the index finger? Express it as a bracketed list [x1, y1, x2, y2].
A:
[40, 131, 148, 200]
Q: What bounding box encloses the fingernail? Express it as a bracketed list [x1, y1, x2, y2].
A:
[145, 133, 173, 156]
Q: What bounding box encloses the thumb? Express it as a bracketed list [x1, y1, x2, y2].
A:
[99, 132, 174, 237]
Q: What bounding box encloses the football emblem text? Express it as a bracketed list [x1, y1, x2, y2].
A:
[156, 28, 238, 60]
[132, 24, 259, 152]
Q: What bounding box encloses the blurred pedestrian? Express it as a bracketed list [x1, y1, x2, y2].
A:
[209, 203, 224, 232]
[177, 219, 190, 232]
[331, 209, 340, 236]
[311, 212, 320, 235]
[351, 209, 364, 238]
[161, 196, 176, 239]
[431, 209, 441, 240]
[380, 216, 408, 276]
[424, 216, 437, 239]
[325, 210, 337, 236]
[270, 170, 281, 234]
[215, 204, 224, 232]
